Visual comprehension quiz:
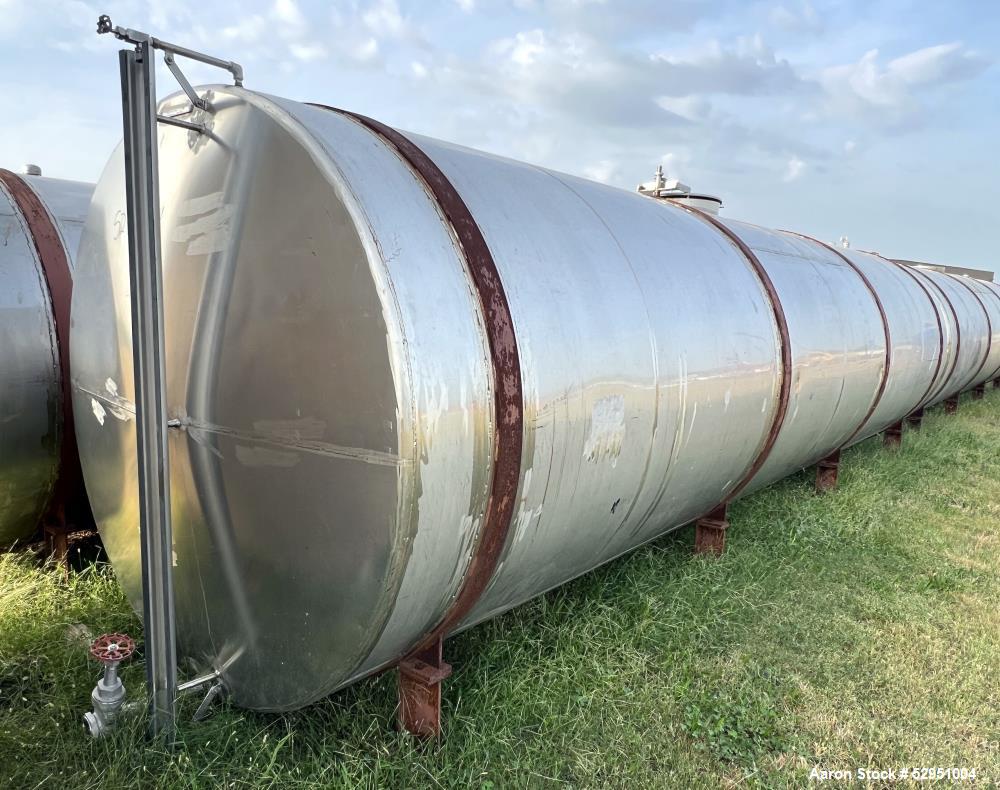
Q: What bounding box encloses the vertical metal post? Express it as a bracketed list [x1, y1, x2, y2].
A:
[120, 40, 177, 739]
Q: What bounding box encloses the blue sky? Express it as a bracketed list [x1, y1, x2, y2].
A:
[3, 0, 997, 268]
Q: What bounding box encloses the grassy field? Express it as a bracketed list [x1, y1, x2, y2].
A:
[2, 392, 999, 788]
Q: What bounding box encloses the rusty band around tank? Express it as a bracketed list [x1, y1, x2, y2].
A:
[0, 169, 81, 515]
[310, 106, 524, 653]
[882, 258, 945, 412]
[976, 280, 1000, 381]
[679, 206, 792, 502]
[785, 232, 892, 445]
[945, 273, 993, 391]
[912, 268, 963, 402]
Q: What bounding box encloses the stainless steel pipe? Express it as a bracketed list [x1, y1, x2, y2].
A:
[70, 87, 999, 710]
[0, 170, 93, 545]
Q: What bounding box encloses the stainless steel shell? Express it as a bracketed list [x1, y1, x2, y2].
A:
[0, 173, 92, 544]
[70, 87, 999, 710]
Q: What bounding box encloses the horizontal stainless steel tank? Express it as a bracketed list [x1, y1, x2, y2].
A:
[70, 87, 999, 710]
[0, 168, 93, 545]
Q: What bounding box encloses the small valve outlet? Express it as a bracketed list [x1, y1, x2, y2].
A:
[84, 633, 135, 738]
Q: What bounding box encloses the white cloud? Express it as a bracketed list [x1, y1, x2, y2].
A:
[656, 96, 712, 122]
[455, 0, 475, 10]
[770, 1, 823, 35]
[411, 60, 429, 79]
[222, 16, 267, 44]
[272, 0, 306, 29]
[290, 42, 328, 62]
[582, 159, 621, 183]
[820, 42, 990, 128]
[363, 0, 407, 38]
[783, 156, 806, 182]
[352, 37, 381, 64]
[480, 29, 805, 131]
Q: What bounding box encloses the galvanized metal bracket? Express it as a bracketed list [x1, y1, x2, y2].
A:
[694, 504, 729, 556]
[398, 637, 452, 738]
[98, 14, 244, 136]
[96, 14, 242, 742]
[815, 449, 841, 494]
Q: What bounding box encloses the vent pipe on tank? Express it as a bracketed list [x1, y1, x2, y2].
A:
[637, 165, 723, 215]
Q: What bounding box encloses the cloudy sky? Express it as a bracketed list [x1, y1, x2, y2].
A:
[2, 0, 996, 267]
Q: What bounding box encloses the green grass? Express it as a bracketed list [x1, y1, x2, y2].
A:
[2, 392, 1000, 788]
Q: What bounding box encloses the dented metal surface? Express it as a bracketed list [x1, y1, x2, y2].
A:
[71, 85, 1000, 712]
[0, 170, 93, 544]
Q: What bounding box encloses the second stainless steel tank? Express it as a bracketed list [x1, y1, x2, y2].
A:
[0, 169, 93, 545]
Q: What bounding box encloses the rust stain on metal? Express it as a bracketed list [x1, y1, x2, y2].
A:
[883, 258, 945, 412]
[945, 273, 993, 390]
[309, 106, 524, 654]
[815, 449, 840, 494]
[678, 205, 792, 502]
[786, 232, 892, 445]
[0, 169, 83, 524]
[883, 420, 904, 449]
[974, 282, 1000, 382]
[396, 637, 451, 738]
[912, 267, 963, 402]
[694, 503, 729, 555]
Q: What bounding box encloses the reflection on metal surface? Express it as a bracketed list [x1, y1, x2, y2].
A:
[71, 85, 1000, 712]
[0, 170, 93, 545]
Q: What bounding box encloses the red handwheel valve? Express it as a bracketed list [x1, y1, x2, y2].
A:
[84, 633, 136, 737]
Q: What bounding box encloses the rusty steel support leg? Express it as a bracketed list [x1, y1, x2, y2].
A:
[972, 383, 986, 400]
[42, 502, 70, 576]
[44, 522, 70, 571]
[944, 395, 959, 414]
[906, 408, 924, 431]
[815, 449, 840, 494]
[398, 637, 452, 738]
[694, 504, 729, 556]
[883, 420, 904, 450]
[993, 379, 1000, 389]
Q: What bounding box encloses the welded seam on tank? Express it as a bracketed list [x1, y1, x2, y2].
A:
[945, 273, 993, 391]
[883, 258, 945, 412]
[78, 385, 405, 467]
[0, 169, 81, 515]
[914, 268, 963, 402]
[677, 206, 792, 503]
[310, 105, 524, 654]
[784, 232, 892, 445]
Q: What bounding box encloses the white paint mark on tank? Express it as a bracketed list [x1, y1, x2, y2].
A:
[171, 201, 234, 255]
[179, 191, 226, 216]
[583, 394, 625, 467]
[724, 389, 732, 410]
[105, 377, 119, 397]
[91, 398, 106, 426]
